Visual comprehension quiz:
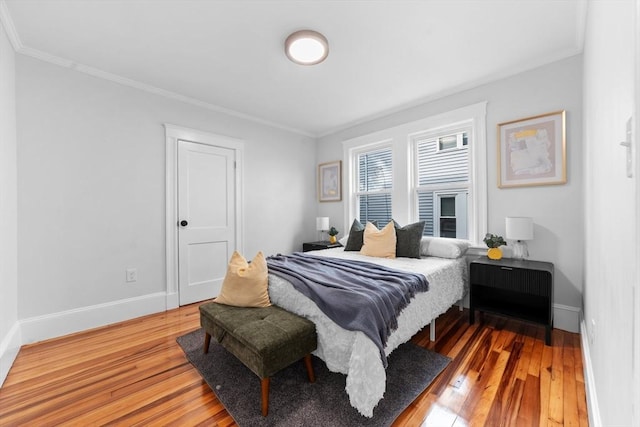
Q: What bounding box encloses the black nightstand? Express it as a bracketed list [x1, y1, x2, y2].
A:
[469, 257, 554, 345]
[302, 241, 342, 252]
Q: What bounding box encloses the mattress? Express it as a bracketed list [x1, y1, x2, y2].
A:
[267, 247, 468, 417]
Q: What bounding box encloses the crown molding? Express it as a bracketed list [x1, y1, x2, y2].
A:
[575, 0, 588, 51]
[20, 45, 315, 137]
[19, 45, 75, 67]
[317, 49, 583, 139]
[0, 0, 313, 138]
[0, 0, 21, 51]
[2, 0, 587, 141]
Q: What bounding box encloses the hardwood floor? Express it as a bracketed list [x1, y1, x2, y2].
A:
[0, 304, 588, 426]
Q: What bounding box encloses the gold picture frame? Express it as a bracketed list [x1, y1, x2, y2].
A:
[318, 160, 342, 202]
[497, 110, 566, 188]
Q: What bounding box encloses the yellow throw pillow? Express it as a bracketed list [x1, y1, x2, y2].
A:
[360, 221, 397, 259]
[215, 251, 271, 307]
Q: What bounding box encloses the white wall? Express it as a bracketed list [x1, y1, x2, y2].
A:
[0, 21, 19, 385]
[317, 56, 584, 328]
[582, 1, 638, 425]
[15, 55, 317, 341]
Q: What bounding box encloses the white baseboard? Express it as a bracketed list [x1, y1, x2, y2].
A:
[553, 303, 581, 333]
[165, 291, 179, 310]
[20, 292, 168, 345]
[0, 321, 22, 386]
[458, 293, 580, 334]
[1, 292, 582, 387]
[580, 319, 602, 427]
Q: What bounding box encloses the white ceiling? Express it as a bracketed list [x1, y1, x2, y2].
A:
[2, 0, 586, 137]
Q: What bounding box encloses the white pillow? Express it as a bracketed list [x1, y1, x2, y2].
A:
[420, 237, 470, 259]
[338, 234, 349, 246]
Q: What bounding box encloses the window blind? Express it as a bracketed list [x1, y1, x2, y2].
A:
[357, 148, 392, 226]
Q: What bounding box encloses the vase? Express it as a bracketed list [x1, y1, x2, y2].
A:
[487, 247, 502, 260]
[329, 235, 337, 244]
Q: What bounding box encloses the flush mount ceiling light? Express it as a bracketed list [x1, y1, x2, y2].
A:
[285, 30, 329, 65]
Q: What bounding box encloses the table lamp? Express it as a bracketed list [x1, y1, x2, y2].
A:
[506, 217, 533, 259]
[316, 217, 329, 241]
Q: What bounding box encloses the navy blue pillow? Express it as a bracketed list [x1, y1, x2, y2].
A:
[344, 219, 378, 251]
[393, 220, 425, 259]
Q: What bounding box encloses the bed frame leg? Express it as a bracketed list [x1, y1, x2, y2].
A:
[430, 319, 436, 342]
[459, 299, 464, 311]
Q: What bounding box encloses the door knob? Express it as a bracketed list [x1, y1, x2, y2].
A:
[179, 220, 188, 227]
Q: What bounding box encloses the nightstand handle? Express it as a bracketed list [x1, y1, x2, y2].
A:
[500, 267, 513, 271]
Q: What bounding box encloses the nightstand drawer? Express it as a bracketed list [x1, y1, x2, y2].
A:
[470, 263, 552, 297]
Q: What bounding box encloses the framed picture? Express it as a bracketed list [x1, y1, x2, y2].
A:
[318, 160, 342, 202]
[497, 110, 566, 188]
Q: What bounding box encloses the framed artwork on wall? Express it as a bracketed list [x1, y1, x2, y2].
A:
[497, 110, 566, 188]
[318, 160, 342, 202]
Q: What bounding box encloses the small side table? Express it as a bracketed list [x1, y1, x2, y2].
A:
[469, 257, 554, 345]
[302, 241, 342, 252]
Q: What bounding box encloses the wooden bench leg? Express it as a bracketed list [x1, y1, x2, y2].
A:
[304, 354, 315, 383]
[203, 332, 211, 354]
[261, 377, 270, 416]
[261, 356, 313, 417]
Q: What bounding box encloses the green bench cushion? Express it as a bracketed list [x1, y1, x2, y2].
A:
[199, 302, 317, 378]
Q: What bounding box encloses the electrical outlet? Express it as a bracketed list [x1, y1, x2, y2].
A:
[126, 268, 137, 283]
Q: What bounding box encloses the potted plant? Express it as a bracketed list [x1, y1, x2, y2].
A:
[483, 233, 506, 260]
[328, 226, 339, 244]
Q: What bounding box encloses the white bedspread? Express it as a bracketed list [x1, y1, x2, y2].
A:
[267, 248, 468, 417]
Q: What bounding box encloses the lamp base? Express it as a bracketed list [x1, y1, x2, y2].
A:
[511, 240, 529, 259]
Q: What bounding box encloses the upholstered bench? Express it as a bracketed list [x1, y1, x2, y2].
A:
[199, 301, 317, 416]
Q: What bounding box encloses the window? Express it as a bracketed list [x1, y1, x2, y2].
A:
[343, 102, 487, 244]
[437, 191, 468, 238]
[437, 132, 468, 151]
[415, 129, 470, 238]
[355, 147, 393, 227]
[439, 195, 457, 237]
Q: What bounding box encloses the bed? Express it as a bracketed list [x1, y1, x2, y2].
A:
[267, 244, 468, 417]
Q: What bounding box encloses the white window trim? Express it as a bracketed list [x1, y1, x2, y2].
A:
[343, 101, 487, 244]
[344, 139, 394, 227]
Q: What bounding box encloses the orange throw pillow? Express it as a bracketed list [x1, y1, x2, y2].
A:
[360, 221, 397, 259]
[215, 251, 271, 307]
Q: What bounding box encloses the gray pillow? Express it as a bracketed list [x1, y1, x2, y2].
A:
[344, 219, 377, 251]
[393, 220, 425, 259]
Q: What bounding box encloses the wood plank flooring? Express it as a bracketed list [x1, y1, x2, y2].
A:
[0, 303, 588, 426]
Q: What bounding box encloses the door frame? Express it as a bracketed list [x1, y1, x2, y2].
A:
[164, 124, 244, 309]
[633, 2, 640, 424]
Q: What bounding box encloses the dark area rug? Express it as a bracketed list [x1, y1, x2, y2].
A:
[177, 328, 450, 426]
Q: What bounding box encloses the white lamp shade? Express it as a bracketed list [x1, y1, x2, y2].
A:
[316, 217, 330, 231]
[506, 217, 534, 240]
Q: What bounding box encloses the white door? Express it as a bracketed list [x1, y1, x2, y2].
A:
[178, 140, 235, 305]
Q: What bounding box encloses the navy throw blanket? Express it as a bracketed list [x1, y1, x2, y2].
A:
[266, 253, 429, 367]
